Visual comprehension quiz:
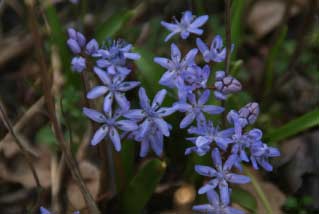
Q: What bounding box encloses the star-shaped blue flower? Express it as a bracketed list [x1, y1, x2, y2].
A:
[83, 107, 138, 151]
[161, 11, 208, 42]
[154, 43, 198, 88]
[195, 148, 250, 204]
[174, 90, 224, 128]
[87, 67, 140, 112]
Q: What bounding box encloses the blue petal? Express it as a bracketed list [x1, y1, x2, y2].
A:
[87, 86, 108, 99]
[82, 107, 106, 123]
[124, 109, 145, 120]
[91, 125, 108, 146]
[154, 118, 170, 137]
[138, 87, 150, 110]
[226, 173, 250, 184]
[160, 21, 179, 31]
[103, 93, 114, 113]
[93, 67, 111, 85]
[116, 120, 138, 131]
[171, 43, 181, 62]
[196, 38, 210, 62]
[150, 132, 163, 156]
[198, 90, 210, 105]
[219, 180, 230, 205]
[206, 190, 220, 207]
[154, 57, 172, 69]
[198, 183, 215, 194]
[40, 207, 51, 214]
[223, 154, 237, 171]
[115, 92, 130, 111]
[67, 39, 81, 54]
[195, 165, 217, 177]
[118, 81, 140, 92]
[157, 107, 175, 117]
[211, 148, 222, 170]
[152, 89, 167, 108]
[123, 52, 141, 60]
[180, 112, 196, 128]
[202, 105, 224, 115]
[109, 127, 121, 151]
[190, 15, 208, 28]
[192, 204, 213, 212]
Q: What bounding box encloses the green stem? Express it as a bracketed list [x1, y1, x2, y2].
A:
[244, 167, 273, 214]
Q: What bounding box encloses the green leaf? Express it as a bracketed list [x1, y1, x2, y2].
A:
[95, 10, 135, 42]
[232, 187, 257, 213]
[119, 159, 166, 213]
[231, 0, 246, 58]
[264, 109, 319, 143]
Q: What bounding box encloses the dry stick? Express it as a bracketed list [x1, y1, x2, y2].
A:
[276, 0, 317, 87]
[0, 102, 42, 212]
[26, 3, 100, 214]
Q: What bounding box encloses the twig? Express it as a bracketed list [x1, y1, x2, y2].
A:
[26, 1, 100, 213]
[0, 101, 42, 213]
[224, 0, 232, 75]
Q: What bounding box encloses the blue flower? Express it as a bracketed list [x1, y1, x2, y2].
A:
[196, 35, 234, 63]
[214, 71, 242, 100]
[83, 107, 138, 151]
[174, 90, 224, 128]
[71, 56, 86, 72]
[70, 0, 79, 4]
[186, 119, 234, 153]
[195, 148, 250, 204]
[95, 39, 140, 76]
[193, 190, 245, 214]
[183, 64, 210, 91]
[250, 142, 280, 171]
[87, 67, 140, 112]
[124, 88, 175, 138]
[154, 43, 198, 88]
[161, 11, 208, 42]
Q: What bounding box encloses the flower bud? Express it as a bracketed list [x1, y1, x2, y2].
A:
[85, 39, 99, 55]
[71, 56, 86, 72]
[67, 39, 81, 54]
[239, 102, 259, 125]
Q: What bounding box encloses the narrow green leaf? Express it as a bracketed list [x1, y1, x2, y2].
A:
[120, 159, 166, 213]
[231, 0, 246, 57]
[244, 167, 273, 214]
[95, 10, 135, 42]
[264, 26, 288, 95]
[265, 109, 319, 143]
[232, 187, 257, 213]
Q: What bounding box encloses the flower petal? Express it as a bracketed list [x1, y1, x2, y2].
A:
[195, 165, 217, 177]
[93, 67, 111, 85]
[109, 127, 121, 151]
[226, 173, 250, 184]
[82, 107, 106, 123]
[116, 120, 138, 131]
[118, 81, 140, 92]
[180, 112, 195, 128]
[138, 87, 150, 110]
[154, 118, 170, 137]
[91, 125, 108, 146]
[87, 86, 108, 99]
[202, 105, 224, 115]
[103, 93, 114, 113]
[190, 15, 208, 28]
[124, 109, 145, 120]
[152, 89, 167, 108]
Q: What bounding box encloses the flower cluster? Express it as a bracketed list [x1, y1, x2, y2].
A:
[66, 29, 175, 156]
[158, 11, 280, 213]
[60, 10, 280, 214]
